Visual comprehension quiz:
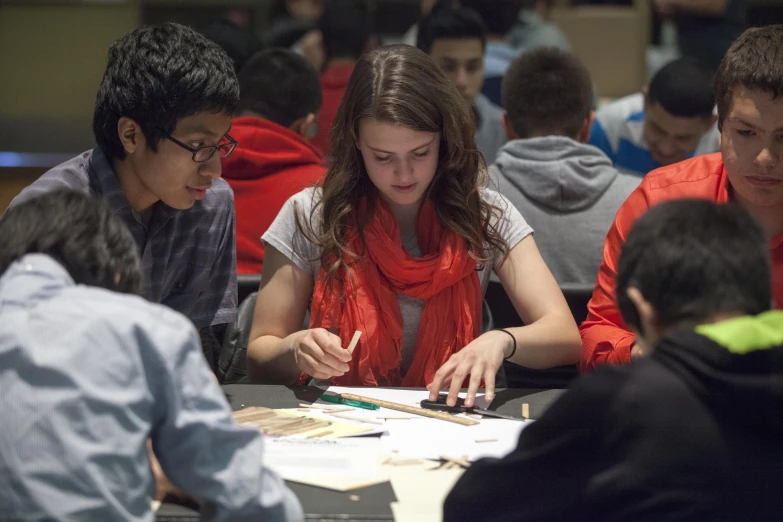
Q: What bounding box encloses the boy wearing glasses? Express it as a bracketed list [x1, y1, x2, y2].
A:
[9, 22, 240, 365]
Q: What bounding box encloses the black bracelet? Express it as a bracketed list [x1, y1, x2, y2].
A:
[496, 328, 517, 360]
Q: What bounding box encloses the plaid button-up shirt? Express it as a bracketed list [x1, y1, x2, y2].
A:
[9, 148, 237, 328]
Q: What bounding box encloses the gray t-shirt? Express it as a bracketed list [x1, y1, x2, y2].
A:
[262, 187, 532, 375]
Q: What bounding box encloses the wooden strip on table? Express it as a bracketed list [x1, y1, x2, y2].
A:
[340, 393, 479, 426]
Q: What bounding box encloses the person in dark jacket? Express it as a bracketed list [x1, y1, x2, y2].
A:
[444, 198, 783, 522]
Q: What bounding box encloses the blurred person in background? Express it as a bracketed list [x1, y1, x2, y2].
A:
[418, 3, 507, 162]
[589, 57, 719, 176]
[507, 0, 571, 53]
[462, 0, 525, 106]
[311, 0, 376, 157]
[265, 0, 325, 70]
[654, 0, 746, 72]
[222, 49, 325, 275]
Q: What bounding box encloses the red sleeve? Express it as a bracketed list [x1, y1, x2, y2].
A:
[578, 181, 652, 372]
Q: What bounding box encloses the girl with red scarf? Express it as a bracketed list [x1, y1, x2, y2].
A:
[247, 45, 580, 408]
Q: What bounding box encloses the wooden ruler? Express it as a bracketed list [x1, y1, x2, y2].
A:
[340, 393, 479, 426]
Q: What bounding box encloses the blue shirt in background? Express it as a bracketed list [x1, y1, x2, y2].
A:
[589, 93, 720, 177]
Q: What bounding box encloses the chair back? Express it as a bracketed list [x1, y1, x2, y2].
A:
[218, 291, 258, 384]
[237, 273, 262, 308]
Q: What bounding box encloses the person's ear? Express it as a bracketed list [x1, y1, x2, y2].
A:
[641, 86, 650, 109]
[707, 114, 718, 129]
[626, 286, 659, 349]
[578, 111, 596, 143]
[117, 117, 145, 156]
[501, 113, 517, 141]
[290, 113, 318, 140]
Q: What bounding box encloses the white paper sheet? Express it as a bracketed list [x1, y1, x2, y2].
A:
[321, 387, 530, 461]
[380, 417, 529, 462]
[263, 437, 381, 480]
[389, 467, 465, 522]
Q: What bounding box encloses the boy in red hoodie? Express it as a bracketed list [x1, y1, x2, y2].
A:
[222, 48, 326, 274]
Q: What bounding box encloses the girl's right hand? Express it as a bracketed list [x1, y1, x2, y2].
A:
[292, 328, 353, 379]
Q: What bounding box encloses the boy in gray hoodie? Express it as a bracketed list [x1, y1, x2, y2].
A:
[492, 47, 640, 285]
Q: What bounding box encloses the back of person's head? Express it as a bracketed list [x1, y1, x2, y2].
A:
[238, 48, 322, 129]
[0, 191, 143, 295]
[460, 0, 523, 36]
[416, 2, 486, 54]
[502, 47, 593, 139]
[93, 22, 239, 161]
[647, 58, 715, 120]
[617, 199, 771, 339]
[319, 0, 373, 62]
[715, 24, 783, 129]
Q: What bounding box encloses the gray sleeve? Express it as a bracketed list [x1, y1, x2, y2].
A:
[149, 319, 303, 522]
[483, 190, 534, 271]
[261, 189, 322, 277]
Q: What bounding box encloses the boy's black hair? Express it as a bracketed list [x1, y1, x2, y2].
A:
[647, 58, 715, 119]
[319, 0, 373, 61]
[417, 4, 487, 54]
[460, 0, 523, 36]
[93, 22, 240, 161]
[238, 48, 322, 128]
[502, 47, 593, 139]
[715, 24, 783, 129]
[0, 190, 143, 296]
[617, 199, 771, 335]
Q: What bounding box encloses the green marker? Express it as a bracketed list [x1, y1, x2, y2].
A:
[319, 394, 380, 410]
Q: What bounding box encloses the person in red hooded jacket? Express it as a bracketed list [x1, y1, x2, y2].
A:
[222, 48, 326, 274]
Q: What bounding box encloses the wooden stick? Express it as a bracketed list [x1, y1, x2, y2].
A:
[306, 430, 334, 439]
[340, 393, 479, 426]
[275, 420, 332, 436]
[440, 455, 471, 469]
[298, 403, 350, 412]
[522, 403, 530, 419]
[474, 438, 498, 444]
[346, 331, 362, 354]
[387, 458, 424, 466]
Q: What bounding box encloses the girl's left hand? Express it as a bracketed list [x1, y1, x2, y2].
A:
[427, 330, 513, 409]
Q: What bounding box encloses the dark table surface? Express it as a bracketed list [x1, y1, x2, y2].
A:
[156, 385, 565, 522]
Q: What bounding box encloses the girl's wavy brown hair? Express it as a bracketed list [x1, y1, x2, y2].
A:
[297, 44, 508, 284]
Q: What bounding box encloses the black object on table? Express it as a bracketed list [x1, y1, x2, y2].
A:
[156, 385, 565, 522]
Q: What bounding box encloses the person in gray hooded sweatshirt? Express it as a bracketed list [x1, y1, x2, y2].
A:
[492, 47, 640, 285]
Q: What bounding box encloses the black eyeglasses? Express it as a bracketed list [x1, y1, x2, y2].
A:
[162, 132, 238, 163]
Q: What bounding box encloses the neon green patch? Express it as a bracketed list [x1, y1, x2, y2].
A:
[695, 311, 783, 354]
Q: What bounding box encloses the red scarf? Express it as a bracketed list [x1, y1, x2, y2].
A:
[309, 198, 482, 386]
